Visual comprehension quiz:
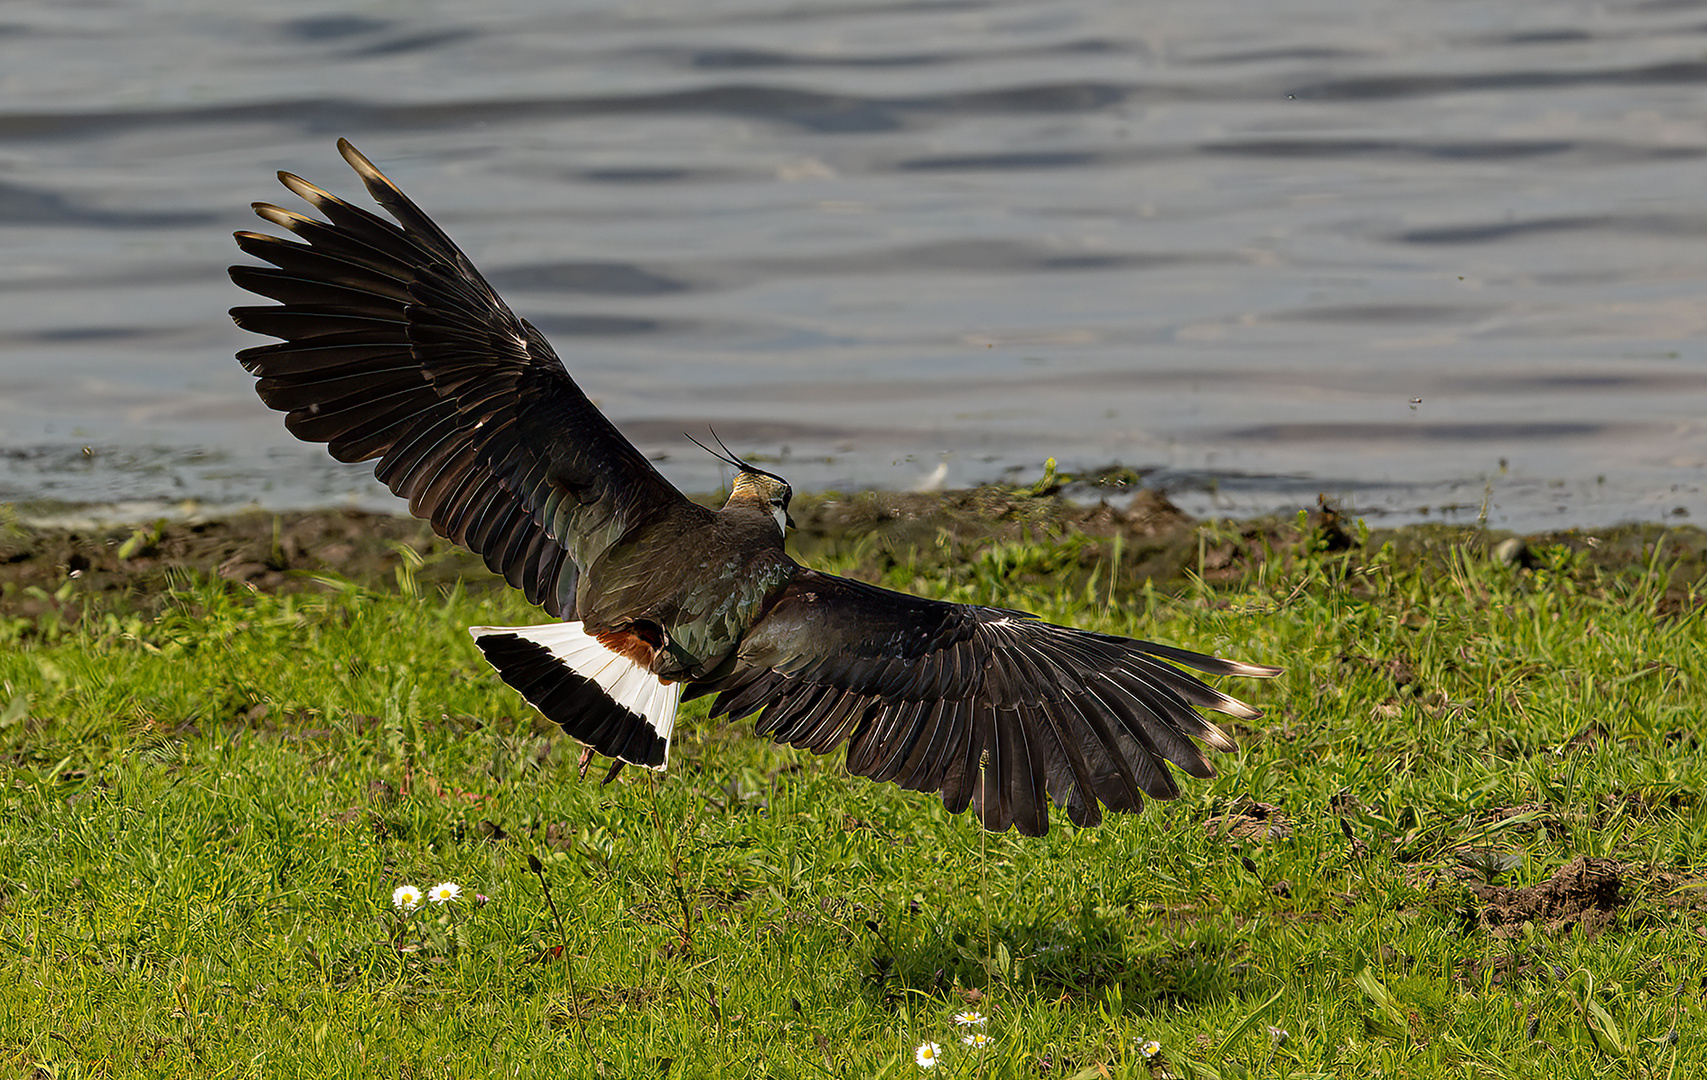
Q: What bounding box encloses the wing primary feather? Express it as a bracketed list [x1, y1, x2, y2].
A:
[1099, 668, 1223, 777]
[863, 699, 938, 784]
[753, 684, 824, 741]
[797, 691, 875, 755]
[1118, 650, 1265, 721]
[995, 703, 1045, 836]
[767, 685, 842, 745]
[1037, 697, 1106, 827]
[891, 698, 957, 793]
[968, 704, 1006, 831]
[1086, 684, 1181, 800]
[1130, 638, 1284, 679]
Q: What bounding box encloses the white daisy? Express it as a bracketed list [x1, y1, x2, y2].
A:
[915, 1041, 942, 1069]
[953, 1010, 986, 1027]
[391, 884, 422, 913]
[428, 881, 462, 904]
[1140, 1039, 1162, 1061]
[962, 1032, 993, 1048]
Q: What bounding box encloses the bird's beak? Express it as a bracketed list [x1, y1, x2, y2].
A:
[785, 512, 798, 530]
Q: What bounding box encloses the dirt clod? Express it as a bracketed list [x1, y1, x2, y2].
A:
[1469, 855, 1624, 938]
[1206, 800, 1292, 843]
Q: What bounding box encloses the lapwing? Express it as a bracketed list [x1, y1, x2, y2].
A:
[229, 140, 1281, 836]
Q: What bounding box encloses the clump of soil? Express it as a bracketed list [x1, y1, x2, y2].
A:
[1205, 800, 1293, 843]
[1469, 856, 1625, 939]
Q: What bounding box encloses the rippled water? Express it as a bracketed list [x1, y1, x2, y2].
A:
[2, 0, 1705, 529]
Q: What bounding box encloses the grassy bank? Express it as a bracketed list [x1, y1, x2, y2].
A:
[1, 492, 1704, 1078]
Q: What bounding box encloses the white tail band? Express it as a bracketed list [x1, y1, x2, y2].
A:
[469, 621, 683, 768]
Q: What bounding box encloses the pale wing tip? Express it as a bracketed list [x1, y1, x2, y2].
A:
[251, 202, 310, 229]
[337, 138, 395, 192]
[337, 137, 374, 173]
[278, 171, 335, 206]
[1133, 639, 1282, 680]
[1226, 660, 1284, 679]
[1199, 722, 1238, 751]
[1215, 698, 1264, 722]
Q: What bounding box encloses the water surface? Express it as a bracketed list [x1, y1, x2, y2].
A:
[2, 0, 1705, 529]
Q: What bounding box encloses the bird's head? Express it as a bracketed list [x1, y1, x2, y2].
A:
[689, 431, 795, 535]
[729, 468, 795, 535]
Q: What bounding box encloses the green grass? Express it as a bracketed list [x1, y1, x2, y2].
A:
[2, 513, 1705, 1078]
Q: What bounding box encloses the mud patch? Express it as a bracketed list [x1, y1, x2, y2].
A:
[3, 493, 1705, 628]
[1205, 800, 1293, 844]
[1469, 856, 1624, 939]
[0, 509, 489, 625]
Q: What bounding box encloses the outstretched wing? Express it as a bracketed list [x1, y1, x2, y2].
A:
[690, 569, 1280, 836]
[229, 139, 701, 618]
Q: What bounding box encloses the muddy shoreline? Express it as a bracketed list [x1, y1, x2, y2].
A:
[3, 486, 1703, 625]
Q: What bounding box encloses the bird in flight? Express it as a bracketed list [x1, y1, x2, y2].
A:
[229, 140, 1280, 836]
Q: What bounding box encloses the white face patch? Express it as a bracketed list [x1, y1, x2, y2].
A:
[771, 504, 789, 534]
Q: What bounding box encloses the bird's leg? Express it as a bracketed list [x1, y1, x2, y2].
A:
[576, 742, 627, 784]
